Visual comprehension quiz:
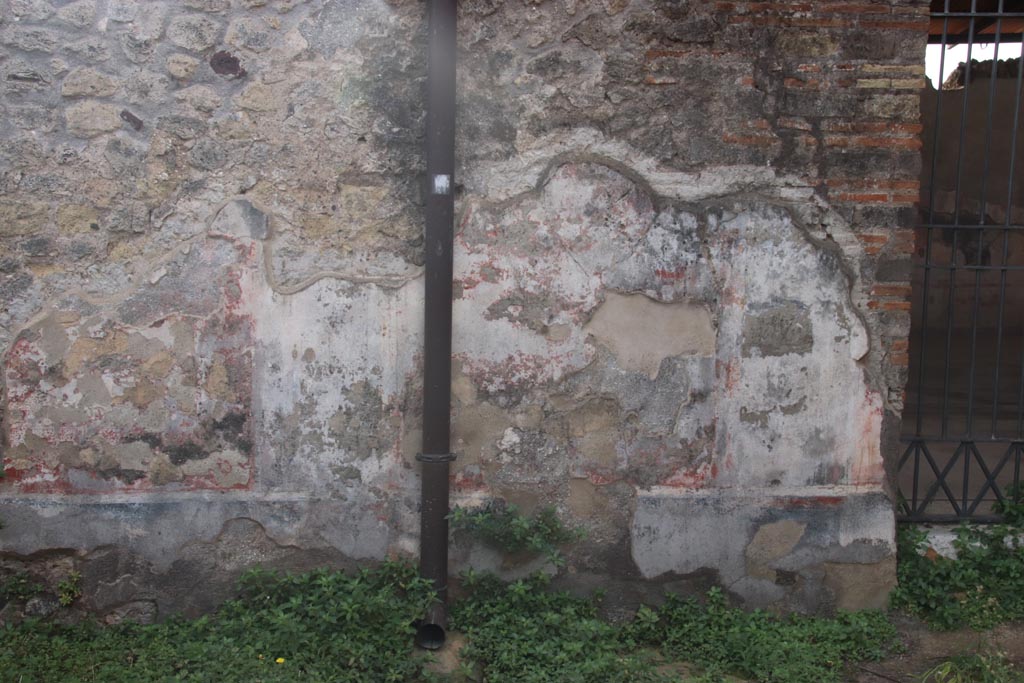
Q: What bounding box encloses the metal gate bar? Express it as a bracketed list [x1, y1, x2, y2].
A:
[898, 0, 1024, 522]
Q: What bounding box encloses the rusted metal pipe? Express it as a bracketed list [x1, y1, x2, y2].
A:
[415, 0, 456, 651]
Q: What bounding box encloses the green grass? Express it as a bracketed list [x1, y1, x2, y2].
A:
[0, 563, 902, 683]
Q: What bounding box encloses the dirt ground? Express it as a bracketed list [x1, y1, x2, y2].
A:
[851, 616, 1024, 682]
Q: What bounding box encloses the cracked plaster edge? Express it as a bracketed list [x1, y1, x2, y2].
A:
[2, 131, 861, 351]
[463, 128, 814, 205]
[459, 138, 883, 396]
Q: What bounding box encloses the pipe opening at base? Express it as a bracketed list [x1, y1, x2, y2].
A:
[414, 622, 447, 650]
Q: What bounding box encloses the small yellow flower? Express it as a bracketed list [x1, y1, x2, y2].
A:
[275, 658, 286, 664]
[258, 655, 264, 660]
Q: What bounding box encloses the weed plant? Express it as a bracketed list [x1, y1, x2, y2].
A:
[1, 560, 902, 682]
[448, 503, 584, 565]
[450, 571, 670, 683]
[920, 649, 1024, 683]
[626, 587, 897, 683]
[891, 492, 1024, 630]
[452, 573, 898, 683]
[0, 562, 435, 683]
[0, 572, 43, 603]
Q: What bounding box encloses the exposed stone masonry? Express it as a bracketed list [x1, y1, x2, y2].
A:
[0, 0, 926, 622]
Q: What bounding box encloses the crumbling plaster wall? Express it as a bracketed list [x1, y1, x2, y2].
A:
[0, 0, 926, 621]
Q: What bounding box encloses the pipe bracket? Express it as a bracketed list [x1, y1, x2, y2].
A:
[416, 452, 457, 463]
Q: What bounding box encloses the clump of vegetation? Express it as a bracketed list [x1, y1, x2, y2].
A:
[891, 491, 1024, 630]
[58, 570, 83, 607]
[0, 562, 436, 683]
[921, 649, 1024, 683]
[1, 550, 907, 682]
[448, 502, 584, 565]
[450, 571, 669, 683]
[625, 587, 898, 683]
[452, 572, 898, 683]
[0, 572, 43, 603]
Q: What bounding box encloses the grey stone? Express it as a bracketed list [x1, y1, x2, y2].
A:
[156, 115, 206, 140]
[1, 27, 59, 52]
[124, 70, 170, 104]
[66, 36, 113, 62]
[9, 105, 58, 132]
[65, 101, 123, 137]
[211, 199, 269, 240]
[24, 594, 60, 618]
[107, 0, 138, 22]
[61, 67, 120, 98]
[9, 0, 54, 21]
[741, 303, 814, 357]
[103, 600, 158, 625]
[298, 0, 388, 56]
[168, 15, 222, 52]
[184, 0, 230, 11]
[4, 62, 52, 87]
[119, 33, 155, 63]
[103, 201, 149, 233]
[56, 0, 96, 27]
[189, 138, 227, 170]
[20, 236, 56, 257]
[225, 17, 271, 52]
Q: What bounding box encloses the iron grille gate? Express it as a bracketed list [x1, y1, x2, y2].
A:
[898, 1, 1024, 522]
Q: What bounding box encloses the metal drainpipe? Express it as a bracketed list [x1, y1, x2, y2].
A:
[415, 0, 456, 651]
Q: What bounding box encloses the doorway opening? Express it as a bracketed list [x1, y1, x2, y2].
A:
[898, 1, 1024, 522]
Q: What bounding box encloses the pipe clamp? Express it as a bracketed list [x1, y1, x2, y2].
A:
[416, 452, 457, 463]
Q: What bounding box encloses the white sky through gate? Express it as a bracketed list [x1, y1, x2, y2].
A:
[926, 42, 1024, 89]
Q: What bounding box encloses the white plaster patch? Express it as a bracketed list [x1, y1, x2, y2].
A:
[710, 208, 883, 489]
[243, 256, 421, 494]
[248, 267, 423, 417]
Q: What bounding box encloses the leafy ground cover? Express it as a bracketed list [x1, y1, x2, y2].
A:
[0, 562, 436, 683]
[1, 563, 902, 683]
[919, 649, 1024, 683]
[451, 572, 897, 683]
[6, 496, 1024, 682]
[891, 493, 1024, 630]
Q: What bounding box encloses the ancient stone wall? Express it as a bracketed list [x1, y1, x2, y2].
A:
[0, 0, 927, 621]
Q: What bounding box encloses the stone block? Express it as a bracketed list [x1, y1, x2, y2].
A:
[65, 101, 123, 137]
[168, 15, 222, 52]
[61, 67, 120, 98]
